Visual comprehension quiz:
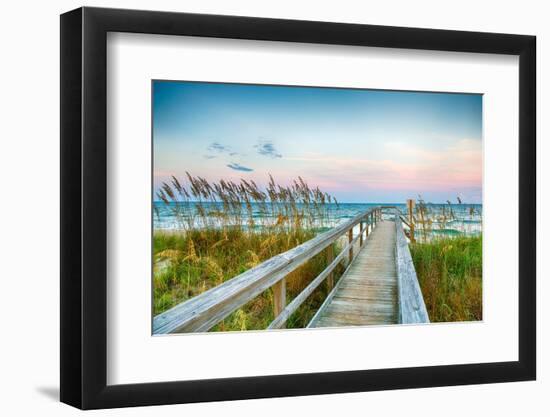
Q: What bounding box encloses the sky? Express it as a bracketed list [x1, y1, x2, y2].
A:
[153, 81, 482, 204]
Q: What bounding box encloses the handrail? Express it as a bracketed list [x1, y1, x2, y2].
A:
[394, 216, 430, 323]
[153, 208, 381, 334]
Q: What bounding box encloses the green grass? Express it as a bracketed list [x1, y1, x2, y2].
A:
[410, 235, 482, 322]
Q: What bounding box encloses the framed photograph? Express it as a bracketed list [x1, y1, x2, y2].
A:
[60, 6, 536, 409]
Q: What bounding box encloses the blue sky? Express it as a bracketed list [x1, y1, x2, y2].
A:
[153, 81, 482, 203]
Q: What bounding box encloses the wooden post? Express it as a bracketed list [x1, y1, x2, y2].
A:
[365, 214, 369, 236]
[326, 244, 334, 290]
[273, 279, 286, 325]
[407, 199, 415, 243]
[359, 221, 364, 246]
[348, 227, 354, 264]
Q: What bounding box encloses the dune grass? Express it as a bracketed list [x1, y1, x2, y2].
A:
[410, 235, 482, 322]
[153, 173, 344, 331]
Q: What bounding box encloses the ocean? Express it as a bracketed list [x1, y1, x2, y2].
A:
[153, 202, 482, 238]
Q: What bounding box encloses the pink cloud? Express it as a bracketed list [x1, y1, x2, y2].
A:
[283, 139, 481, 194]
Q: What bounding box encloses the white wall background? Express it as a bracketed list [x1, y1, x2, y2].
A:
[0, 0, 545, 415]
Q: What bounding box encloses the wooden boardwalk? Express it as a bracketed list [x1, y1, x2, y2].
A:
[309, 220, 398, 328]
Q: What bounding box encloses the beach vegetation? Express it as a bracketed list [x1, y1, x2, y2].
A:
[410, 234, 482, 322]
[153, 173, 345, 330]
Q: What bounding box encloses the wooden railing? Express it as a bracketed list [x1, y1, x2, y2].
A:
[153, 207, 383, 334]
[381, 206, 429, 324]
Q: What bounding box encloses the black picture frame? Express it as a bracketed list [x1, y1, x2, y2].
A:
[60, 6, 536, 410]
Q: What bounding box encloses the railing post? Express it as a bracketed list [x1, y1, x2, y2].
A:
[348, 227, 354, 264]
[365, 214, 369, 237]
[359, 220, 364, 246]
[407, 199, 416, 244]
[326, 243, 334, 290]
[273, 279, 286, 326]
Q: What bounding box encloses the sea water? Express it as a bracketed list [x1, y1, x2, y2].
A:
[153, 202, 482, 238]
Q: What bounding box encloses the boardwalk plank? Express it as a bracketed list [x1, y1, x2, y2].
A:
[309, 220, 398, 328]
